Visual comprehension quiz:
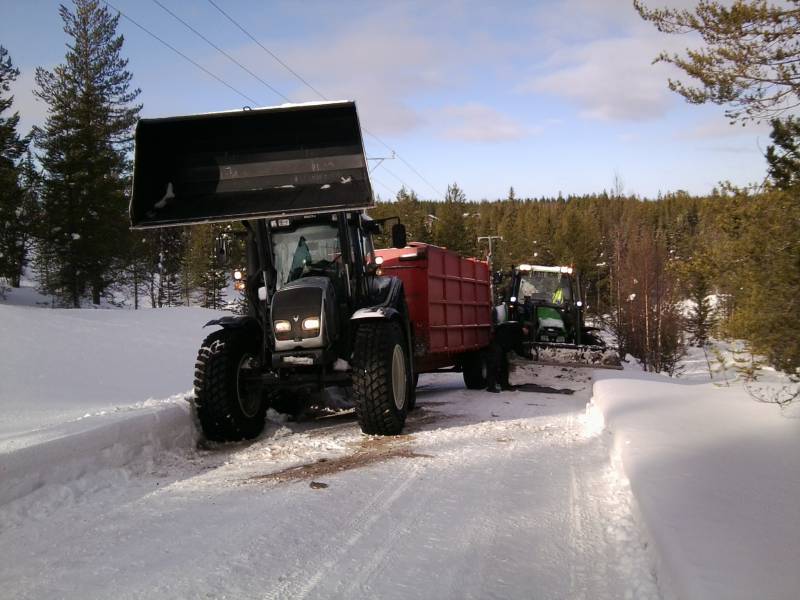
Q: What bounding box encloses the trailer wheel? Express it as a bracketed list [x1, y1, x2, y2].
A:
[352, 320, 410, 435]
[462, 350, 488, 390]
[193, 328, 266, 442]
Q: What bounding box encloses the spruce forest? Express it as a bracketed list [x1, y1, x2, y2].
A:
[1, 0, 798, 376]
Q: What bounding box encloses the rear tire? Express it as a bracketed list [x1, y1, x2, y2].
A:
[352, 320, 410, 435]
[462, 350, 488, 389]
[193, 328, 267, 442]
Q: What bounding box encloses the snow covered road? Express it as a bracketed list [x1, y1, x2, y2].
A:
[0, 369, 659, 600]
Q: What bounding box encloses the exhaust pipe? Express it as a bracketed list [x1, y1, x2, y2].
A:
[130, 101, 372, 228]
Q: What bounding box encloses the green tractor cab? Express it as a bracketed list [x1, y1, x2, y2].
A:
[495, 264, 620, 369]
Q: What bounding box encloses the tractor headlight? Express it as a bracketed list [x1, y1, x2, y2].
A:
[274, 320, 291, 333]
[302, 317, 320, 331]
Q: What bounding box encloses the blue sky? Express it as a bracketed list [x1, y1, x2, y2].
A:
[1, 0, 773, 201]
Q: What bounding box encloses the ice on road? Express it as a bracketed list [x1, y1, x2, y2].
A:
[0, 368, 659, 599]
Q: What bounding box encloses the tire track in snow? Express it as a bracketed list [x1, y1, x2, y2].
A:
[336, 463, 438, 599]
[261, 459, 422, 600]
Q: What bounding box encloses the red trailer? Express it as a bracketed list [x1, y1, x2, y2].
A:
[375, 242, 492, 388]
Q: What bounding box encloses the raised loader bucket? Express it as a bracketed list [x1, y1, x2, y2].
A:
[130, 101, 372, 228]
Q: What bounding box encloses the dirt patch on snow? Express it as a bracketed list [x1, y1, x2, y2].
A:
[514, 383, 575, 395]
[404, 407, 453, 431]
[246, 435, 432, 485]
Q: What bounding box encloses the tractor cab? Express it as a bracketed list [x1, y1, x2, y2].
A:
[517, 268, 574, 307]
[512, 265, 578, 344]
[494, 263, 620, 368]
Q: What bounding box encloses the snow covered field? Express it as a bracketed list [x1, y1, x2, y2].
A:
[1, 297, 798, 599]
[0, 291, 226, 441]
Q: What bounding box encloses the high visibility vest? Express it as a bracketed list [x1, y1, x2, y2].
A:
[552, 287, 564, 304]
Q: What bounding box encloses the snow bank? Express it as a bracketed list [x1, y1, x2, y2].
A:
[0, 302, 226, 507]
[591, 370, 800, 600]
[0, 304, 225, 439]
[0, 394, 194, 507]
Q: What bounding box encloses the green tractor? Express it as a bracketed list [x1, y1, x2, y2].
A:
[494, 264, 620, 368]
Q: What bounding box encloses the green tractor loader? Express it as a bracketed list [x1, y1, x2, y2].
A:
[494, 264, 621, 369]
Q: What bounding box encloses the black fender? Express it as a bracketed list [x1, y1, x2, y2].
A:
[203, 315, 269, 367]
[203, 315, 261, 331]
[351, 275, 405, 322]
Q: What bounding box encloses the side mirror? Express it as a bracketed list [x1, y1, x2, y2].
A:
[391, 223, 407, 248]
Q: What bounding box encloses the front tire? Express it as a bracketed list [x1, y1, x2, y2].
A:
[193, 328, 267, 442]
[352, 320, 410, 435]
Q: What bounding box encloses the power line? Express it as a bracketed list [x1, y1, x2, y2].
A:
[107, 0, 438, 200]
[155, 0, 423, 198]
[101, 0, 259, 106]
[370, 176, 397, 198]
[373, 138, 444, 199]
[151, 0, 289, 104]
[378, 164, 407, 189]
[204, 0, 444, 199]
[206, 0, 329, 102]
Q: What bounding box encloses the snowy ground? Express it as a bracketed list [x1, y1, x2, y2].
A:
[0, 289, 226, 441]
[590, 347, 800, 600]
[1, 297, 797, 599]
[0, 367, 659, 600]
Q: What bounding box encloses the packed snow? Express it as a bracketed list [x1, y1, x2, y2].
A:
[1, 295, 798, 599]
[0, 298, 226, 442]
[590, 346, 800, 600]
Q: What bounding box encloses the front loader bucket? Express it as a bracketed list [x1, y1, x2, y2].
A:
[130, 101, 373, 228]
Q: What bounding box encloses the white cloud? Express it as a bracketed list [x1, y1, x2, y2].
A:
[522, 35, 685, 121]
[438, 103, 534, 142]
[226, 10, 458, 137]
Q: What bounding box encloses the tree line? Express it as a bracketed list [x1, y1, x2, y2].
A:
[1, 0, 798, 375]
[0, 1, 231, 310]
[370, 179, 799, 375]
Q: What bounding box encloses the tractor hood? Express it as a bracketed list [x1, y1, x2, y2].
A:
[130, 101, 373, 228]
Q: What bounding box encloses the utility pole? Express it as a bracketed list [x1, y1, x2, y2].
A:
[477, 235, 503, 299]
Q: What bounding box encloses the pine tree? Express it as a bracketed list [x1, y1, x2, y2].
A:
[766, 117, 800, 190]
[434, 182, 474, 256]
[636, 0, 800, 123]
[186, 224, 227, 310]
[33, 0, 141, 306]
[0, 46, 29, 287]
[11, 151, 43, 286]
[395, 186, 432, 244]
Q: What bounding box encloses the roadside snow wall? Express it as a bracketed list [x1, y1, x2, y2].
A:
[0, 400, 194, 507]
[591, 371, 800, 600]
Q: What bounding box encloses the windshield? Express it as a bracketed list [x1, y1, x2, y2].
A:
[518, 271, 571, 305]
[272, 223, 342, 289]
